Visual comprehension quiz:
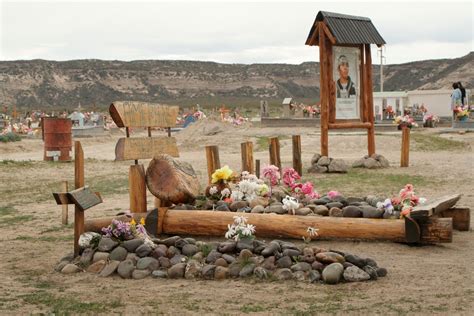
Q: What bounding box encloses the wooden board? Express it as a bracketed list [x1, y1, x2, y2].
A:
[109, 101, 179, 128]
[437, 208, 470, 231]
[411, 194, 461, 218]
[115, 136, 179, 161]
[67, 187, 103, 211]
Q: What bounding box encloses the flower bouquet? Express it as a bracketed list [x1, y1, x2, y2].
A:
[422, 113, 439, 128]
[225, 216, 256, 241]
[454, 106, 469, 121]
[101, 217, 155, 247]
[394, 115, 418, 130]
[206, 165, 236, 197]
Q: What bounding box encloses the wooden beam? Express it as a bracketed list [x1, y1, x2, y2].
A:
[255, 159, 261, 178]
[129, 164, 147, 213]
[269, 137, 281, 171]
[318, 22, 329, 157]
[292, 135, 302, 176]
[109, 101, 179, 128]
[205, 146, 221, 185]
[61, 181, 68, 225]
[74, 141, 84, 256]
[329, 122, 372, 129]
[115, 136, 179, 161]
[400, 127, 410, 167]
[360, 45, 368, 122]
[321, 22, 337, 45]
[307, 23, 320, 46]
[241, 141, 254, 173]
[411, 194, 461, 217]
[364, 44, 376, 156]
[437, 208, 470, 231]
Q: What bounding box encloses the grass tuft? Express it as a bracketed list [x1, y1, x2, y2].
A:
[411, 133, 469, 151]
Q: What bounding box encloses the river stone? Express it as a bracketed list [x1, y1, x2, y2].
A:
[311, 153, 321, 165]
[322, 263, 344, 284]
[309, 270, 321, 283]
[151, 270, 168, 278]
[360, 206, 384, 218]
[221, 254, 236, 264]
[313, 205, 329, 216]
[236, 239, 254, 251]
[352, 158, 365, 168]
[365, 258, 378, 268]
[328, 159, 348, 173]
[61, 264, 80, 274]
[202, 264, 217, 279]
[175, 238, 189, 249]
[282, 249, 301, 258]
[160, 236, 181, 247]
[294, 271, 307, 281]
[218, 241, 236, 253]
[317, 156, 331, 166]
[182, 244, 199, 257]
[131, 269, 151, 280]
[98, 237, 118, 252]
[214, 258, 228, 267]
[364, 158, 381, 169]
[343, 266, 370, 282]
[311, 261, 325, 271]
[307, 164, 328, 173]
[216, 204, 230, 212]
[253, 267, 269, 279]
[137, 257, 159, 271]
[135, 244, 152, 257]
[158, 257, 171, 269]
[261, 242, 280, 257]
[80, 248, 95, 266]
[251, 205, 265, 213]
[343, 262, 354, 269]
[230, 201, 249, 211]
[316, 252, 345, 264]
[239, 263, 256, 277]
[275, 268, 293, 280]
[151, 245, 167, 259]
[249, 197, 269, 208]
[117, 259, 135, 279]
[291, 262, 311, 272]
[170, 254, 187, 266]
[344, 254, 366, 268]
[99, 260, 120, 277]
[228, 262, 242, 278]
[363, 266, 378, 280]
[268, 205, 286, 214]
[239, 249, 253, 261]
[214, 266, 229, 280]
[184, 237, 196, 245]
[262, 256, 276, 270]
[280, 241, 298, 251]
[276, 256, 293, 269]
[342, 206, 362, 217]
[326, 202, 343, 209]
[328, 207, 343, 217]
[109, 246, 128, 261]
[123, 239, 144, 252]
[376, 267, 388, 277]
[301, 254, 316, 264]
[377, 155, 390, 167]
[166, 246, 181, 258]
[185, 260, 202, 279]
[295, 207, 312, 216]
[192, 252, 204, 262]
[206, 250, 222, 263]
[168, 263, 186, 279]
[86, 260, 106, 273]
[93, 251, 109, 263]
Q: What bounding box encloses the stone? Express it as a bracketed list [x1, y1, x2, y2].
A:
[132, 269, 151, 279]
[168, 263, 186, 279]
[86, 260, 106, 273]
[98, 237, 118, 252]
[216, 204, 230, 212]
[93, 252, 109, 263]
[262, 256, 276, 270]
[80, 248, 95, 266]
[363, 158, 381, 169]
[135, 244, 152, 257]
[328, 159, 348, 173]
[239, 263, 256, 277]
[222, 254, 236, 264]
[309, 270, 321, 283]
[360, 206, 384, 218]
[342, 206, 362, 217]
[160, 236, 181, 247]
[322, 263, 344, 284]
[214, 266, 229, 280]
[313, 205, 329, 216]
[311, 153, 321, 165]
[236, 239, 254, 252]
[352, 158, 365, 168]
[328, 207, 343, 217]
[301, 254, 316, 264]
[137, 257, 159, 271]
[253, 241, 266, 255]
[294, 271, 307, 281]
[230, 201, 249, 211]
[311, 261, 325, 271]
[376, 267, 388, 277]
[251, 205, 265, 213]
[343, 266, 370, 282]
[170, 255, 187, 266]
[282, 249, 301, 258]
[307, 164, 328, 174]
[228, 262, 242, 278]
[192, 252, 204, 262]
[365, 258, 378, 268]
[326, 202, 343, 209]
[249, 197, 269, 209]
[291, 262, 311, 272]
[276, 256, 293, 269]
[217, 241, 236, 253]
[280, 241, 298, 251]
[274, 268, 293, 280]
[295, 207, 312, 216]
[151, 270, 168, 278]
[202, 264, 217, 279]
[61, 264, 80, 274]
[174, 238, 189, 249]
[347, 197, 364, 204]
[377, 155, 390, 168]
[239, 249, 253, 261]
[117, 259, 135, 279]
[151, 245, 168, 259]
[59, 252, 75, 263]
[206, 250, 222, 264]
[166, 246, 181, 258]
[185, 260, 202, 279]
[317, 156, 331, 166]
[213, 258, 228, 267]
[99, 260, 120, 277]
[109, 246, 128, 261]
[261, 242, 280, 257]
[343, 262, 354, 269]
[253, 267, 269, 279]
[184, 238, 196, 244]
[158, 257, 171, 269]
[122, 239, 144, 252]
[182, 244, 199, 257]
[79, 232, 101, 249]
[316, 252, 345, 264]
[125, 253, 139, 265]
[363, 266, 378, 280]
[344, 254, 366, 268]
[267, 204, 286, 214]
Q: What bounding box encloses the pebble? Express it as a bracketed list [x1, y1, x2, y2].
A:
[254, 267, 269, 279]
[206, 250, 222, 263]
[218, 241, 236, 253]
[344, 254, 366, 268]
[291, 262, 311, 272]
[151, 270, 168, 278]
[261, 242, 280, 257]
[316, 252, 345, 264]
[363, 266, 378, 280]
[239, 249, 253, 261]
[342, 206, 363, 217]
[166, 246, 181, 258]
[136, 257, 159, 271]
[276, 256, 293, 269]
[267, 205, 286, 214]
[251, 205, 265, 213]
[326, 202, 343, 209]
[122, 239, 144, 252]
[230, 201, 249, 211]
[301, 254, 315, 264]
[170, 255, 187, 266]
[93, 251, 109, 263]
[228, 262, 242, 278]
[135, 244, 152, 257]
[365, 258, 378, 268]
[308, 270, 321, 283]
[202, 264, 217, 279]
[295, 207, 312, 216]
[184, 238, 196, 245]
[185, 260, 202, 279]
[361, 206, 384, 218]
[86, 260, 106, 273]
[274, 268, 293, 280]
[280, 241, 298, 251]
[311, 261, 325, 271]
[328, 207, 343, 217]
[261, 256, 276, 270]
[214, 266, 229, 280]
[158, 257, 171, 269]
[80, 248, 95, 266]
[61, 264, 80, 274]
[125, 253, 139, 265]
[294, 271, 307, 281]
[214, 258, 228, 267]
[168, 263, 186, 279]
[282, 249, 301, 258]
[376, 267, 388, 277]
[98, 237, 118, 252]
[109, 246, 128, 261]
[239, 263, 256, 277]
[322, 263, 344, 284]
[117, 259, 135, 279]
[151, 245, 167, 259]
[175, 238, 189, 249]
[236, 239, 254, 251]
[182, 244, 199, 257]
[99, 260, 120, 277]
[249, 197, 269, 209]
[343, 266, 370, 282]
[222, 254, 236, 264]
[216, 204, 230, 212]
[132, 269, 151, 280]
[313, 205, 329, 216]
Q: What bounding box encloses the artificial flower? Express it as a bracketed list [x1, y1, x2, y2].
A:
[211, 165, 234, 184]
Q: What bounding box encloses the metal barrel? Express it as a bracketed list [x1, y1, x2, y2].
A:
[43, 118, 72, 161]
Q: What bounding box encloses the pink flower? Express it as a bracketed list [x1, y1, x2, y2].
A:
[301, 182, 319, 199]
[391, 197, 401, 206]
[261, 165, 280, 186]
[327, 191, 340, 200]
[282, 168, 301, 186]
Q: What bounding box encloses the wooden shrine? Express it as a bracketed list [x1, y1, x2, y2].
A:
[306, 11, 386, 156]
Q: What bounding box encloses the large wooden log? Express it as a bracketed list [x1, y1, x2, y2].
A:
[84, 213, 148, 232]
[129, 164, 147, 213]
[146, 154, 200, 205]
[418, 217, 452, 244]
[437, 208, 470, 231]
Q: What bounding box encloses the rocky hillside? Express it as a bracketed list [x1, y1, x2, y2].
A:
[0, 52, 472, 108]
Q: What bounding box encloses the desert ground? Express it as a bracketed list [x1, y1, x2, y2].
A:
[0, 120, 473, 315]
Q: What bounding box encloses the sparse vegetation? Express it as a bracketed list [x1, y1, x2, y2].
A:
[411, 133, 469, 151]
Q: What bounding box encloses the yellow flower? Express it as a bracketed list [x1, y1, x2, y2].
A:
[130, 218, 136, 225]
[211, 165, 233, 184]
[140, 218, 145, 225]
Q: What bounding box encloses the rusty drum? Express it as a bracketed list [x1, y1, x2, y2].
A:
[43, 118, 72, 161]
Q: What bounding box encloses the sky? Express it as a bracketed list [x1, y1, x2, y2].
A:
[0, 0, 472, 65]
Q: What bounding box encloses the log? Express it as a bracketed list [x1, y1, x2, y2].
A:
[411, 194, 461, 217]
[419, 217, 452, 244]
[292, 135, 302, 176]
[241, 141, 254, 173]
[400, 126, 410, 167]
[115, 137, 179, 161]
[205, 145, 220, 185]
[364, 44, 376, 156]
[109, 101, 179, 128]
[328, 122, 371, 129]
[74, 141, 84, 256]
[84, 213, 148, 232]
[146, 154, 200, 205]
[269, 137, 281, 171]
[436, 208, 470, 231]
[318, 22, 329, 156]
[129, 164, 147, 213]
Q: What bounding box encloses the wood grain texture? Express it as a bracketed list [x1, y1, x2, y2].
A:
[318, 22, 329, 156]
[241, 141, 254, 173]
[61, 181, 68, 225]
[292, 135, 302, 176]
[411, 194, 461, 217]
[129, 164, 147, 213]
[205, 146, 221, 185]
[255, 159, 261, 178]
[115, 136, 179, 161]
[437, 208, 470, 231]
[364, 44, 376, 156]
[329, 122, 372, 129]
[419, 217, 452, 243]
[84, 213, 148, 232]
[269, 137, 281, 171]
[400, 127, 410, 167]
[74, 141, 84, 256]
[109, 101, 179, 128]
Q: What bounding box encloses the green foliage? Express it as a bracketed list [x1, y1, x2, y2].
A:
[0, 132, 21, 143]
[199, 243, 213, 257]
[411, 133, 469, 151]
[240, 303, 266, 313]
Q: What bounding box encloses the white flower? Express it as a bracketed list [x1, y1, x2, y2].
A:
[231, 190, 244, 201]
[233, 215, 247, 225]
[282, 195, 299, 211]
[419, 197, 427, 205]
[209, 186, 218, 195]
[307, 226, 319, 237]
[221, 188, 231, 198]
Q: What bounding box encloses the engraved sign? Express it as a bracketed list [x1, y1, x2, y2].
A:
[115, 136, 179, 161]
[67, 187, 102, 211]
[109, 101, 179, 128]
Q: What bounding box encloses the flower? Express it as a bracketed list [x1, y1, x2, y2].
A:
[209, 186, 218, 195]
[327, 191, 340, 200]
[261, 164, 280, 186]
[282, 195, 299, 215]
[225, 216, 255, 241]
[307, 226, 319, 237]
[130, 218, 136, 225]
[140, 218, 145, 225]
[221, 188, 231, 198]
[211, 165, 234, 184]
[282, 167, 301, 186]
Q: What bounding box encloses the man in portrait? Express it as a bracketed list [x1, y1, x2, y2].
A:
[336, 55, 356, 98]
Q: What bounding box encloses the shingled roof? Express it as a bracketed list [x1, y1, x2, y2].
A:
[305, 11, 386, 46]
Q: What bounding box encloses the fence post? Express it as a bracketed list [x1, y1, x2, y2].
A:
[269, 137, 281, 171]
[292, 135, 302, 175]
[205, 145, 221, 184]
[400, 127, 410, 167]
[241, 141, 254, 173]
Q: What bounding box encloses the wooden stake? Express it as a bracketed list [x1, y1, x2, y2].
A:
[129, 164, 147, 212]
[400, 126, 410, 167]
[255, 159, 260, 178]
[269, 137, 281, 171]
[365, 44, 376, 156]
[318, 22, 329, 156]
[205, 145, 221, 184]
[241, 141, 254, 173]
[61, 181, 68, 225]
[292, 135, 302, 176]
[74, 141, 84, 256]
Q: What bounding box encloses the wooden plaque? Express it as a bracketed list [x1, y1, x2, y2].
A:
[411, 194, 461, 218]
[67, 187, 103, 211]
[115, 136, 179, 161]
[109, 101, 179, 128]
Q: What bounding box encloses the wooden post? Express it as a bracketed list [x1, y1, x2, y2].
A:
[292, 135, 302, 176]
[205, 145, 221, 184]
[268, 137, 281, 171]
[255, 159, 261, 178]
[61, 181, 68, 225]
[129, 164, 147, 212]
[400, 126, 410, 167]
[318, 23, 329, 156]
[74, 141, 84, 256]
[241, 141, 254, 173]
[365, 44, 376, 156]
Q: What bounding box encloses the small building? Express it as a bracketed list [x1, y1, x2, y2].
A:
[68, 111, 85, 127]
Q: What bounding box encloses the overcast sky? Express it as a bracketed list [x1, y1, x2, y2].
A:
[0, 0, 472, 65]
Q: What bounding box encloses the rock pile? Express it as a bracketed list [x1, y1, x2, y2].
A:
[352, 154, 390, 169]
[307, 154, 349, 173]
[56, 235, 387, 284]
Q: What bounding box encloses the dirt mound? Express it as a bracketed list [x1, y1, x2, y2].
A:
[176, 118, 250, 140]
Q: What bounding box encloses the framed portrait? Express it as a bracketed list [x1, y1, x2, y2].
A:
[333, 46, 360, 120]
